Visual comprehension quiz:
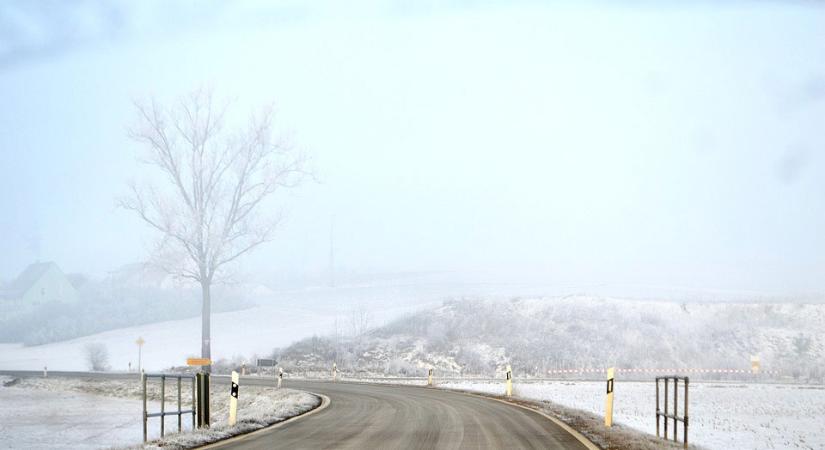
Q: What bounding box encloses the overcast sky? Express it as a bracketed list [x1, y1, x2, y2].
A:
[1, 1, 824, 294]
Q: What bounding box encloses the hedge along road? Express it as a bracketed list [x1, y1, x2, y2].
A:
[209, 379, 593, 450]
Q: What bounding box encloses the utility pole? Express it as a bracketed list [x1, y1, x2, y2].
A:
[329, 215, 335, 288]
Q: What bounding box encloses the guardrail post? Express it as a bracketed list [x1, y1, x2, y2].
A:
[664, 377, 669, 439]
[191, 376, 196, 429]
[684, 377, 689, 449]
[160, 375, 165, 437]
[655, 377, 660, 438]
[142, 373, 198, 440]
[177, 376, 182, 432]
[142, 372, 147, 442]
[673, 377, 679, 442]
[655, 376, 689, 448]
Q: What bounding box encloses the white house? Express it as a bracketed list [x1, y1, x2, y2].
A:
[0, 261, 79, 309]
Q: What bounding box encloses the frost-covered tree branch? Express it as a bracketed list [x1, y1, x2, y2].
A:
[119, 88, 308, 368]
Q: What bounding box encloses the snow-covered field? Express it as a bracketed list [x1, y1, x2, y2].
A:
[0, 304, 334, 372]
[0, 375, 318, 450]
[0, 284, 444, 371]
[438, 380, 825, 450]
[0, 375, 167, 449]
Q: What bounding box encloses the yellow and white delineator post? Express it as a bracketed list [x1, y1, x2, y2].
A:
[750, 356, 760, 375]
[333, 362, 338, 382]
[505, 365, 513, 397]
[229, 371, 240, 427]
[427, 368, 434, 387]
[605, 367, 615, 427]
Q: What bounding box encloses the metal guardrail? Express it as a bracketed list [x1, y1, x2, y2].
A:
[656, 376, 689, 449]
[142, 373, 196, 442]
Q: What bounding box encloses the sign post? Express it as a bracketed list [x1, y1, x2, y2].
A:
[229, 371, 239, 426]
[256, 358, 276, 377]
[187, 358, 212, 366]
[605, 367, 615, 427]
[188, 358, 212, 428]
[505, 365, 513, 397]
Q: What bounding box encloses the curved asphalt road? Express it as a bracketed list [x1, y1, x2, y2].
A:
[213, 380, 590, 450]
[0, 371, 590, 449]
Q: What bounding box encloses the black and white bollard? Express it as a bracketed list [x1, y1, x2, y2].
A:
[229, 371, 239, 426]
[605, 367, 615, 427]
[505, 365, 513, 397]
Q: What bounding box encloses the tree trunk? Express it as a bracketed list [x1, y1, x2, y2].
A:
[201, 280, 211, 373]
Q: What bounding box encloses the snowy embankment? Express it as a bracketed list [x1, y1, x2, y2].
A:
[436, 380, 825, 450]
[0, 375, 320, 450]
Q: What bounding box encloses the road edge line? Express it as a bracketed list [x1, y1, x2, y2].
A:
[198, 392, 330, 449]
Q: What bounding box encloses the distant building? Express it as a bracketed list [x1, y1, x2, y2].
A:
[0, 262, 78, 308]
[107, 262, 186, 290]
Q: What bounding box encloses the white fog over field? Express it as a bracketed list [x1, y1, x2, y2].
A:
[1, 1, 824, 450]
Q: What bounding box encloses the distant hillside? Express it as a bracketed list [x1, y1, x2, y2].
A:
[276, 296, 825, 382]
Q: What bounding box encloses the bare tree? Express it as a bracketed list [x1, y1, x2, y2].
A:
[85, 343, 110, 371]
[349, 305, 373, 348]
[121, 89, 307, 371]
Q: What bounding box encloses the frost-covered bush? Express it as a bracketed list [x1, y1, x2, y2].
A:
[84, 342, 110, 371]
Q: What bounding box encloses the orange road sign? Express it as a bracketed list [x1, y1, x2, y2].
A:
[187, 358, 212, 366]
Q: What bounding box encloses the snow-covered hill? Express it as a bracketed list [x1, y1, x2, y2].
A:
[278, 296, 825, 382]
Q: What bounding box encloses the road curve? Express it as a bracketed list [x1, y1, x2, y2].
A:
[0, 371, 591, 449]
[212, 380, 590, 450]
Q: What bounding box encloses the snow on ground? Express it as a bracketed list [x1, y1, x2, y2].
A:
[0, 304, 330, 372]
[437, 380, 825, 450]
[0, 375, 318, 450]
[0, 284, 445, 371]
[0, 382, 166, 449]
[137, 386, 319, 450]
